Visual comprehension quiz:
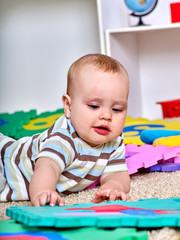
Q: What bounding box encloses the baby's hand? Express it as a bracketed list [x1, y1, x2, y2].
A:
[92, 183, 129, 203]
[32, 191, 65, 207]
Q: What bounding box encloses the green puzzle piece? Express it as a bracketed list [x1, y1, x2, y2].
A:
[16, 108, 64, 139]
[0, 109, 64, 139]
[0, 110, 37, 139]
[61, 227, 148, 240]
[6, 198, 180, 229]
[0, 220, 148, 240]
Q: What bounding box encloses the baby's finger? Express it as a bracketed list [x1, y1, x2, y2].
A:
[91, 195, 103, 203]
[39, 192, 50, 206]
[96, 189, 109, 197]
[117, 191, 128, 201]
[48, 192, 65, 207]
[58, 196, 65, 207]
[49, 192, 59, 207]
[33, 199, 40, 207]
[109, 191, 117, 201]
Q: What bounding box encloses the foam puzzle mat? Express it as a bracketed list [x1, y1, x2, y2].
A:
[6, 198, 180, 228]
[0, 220, 148, 240]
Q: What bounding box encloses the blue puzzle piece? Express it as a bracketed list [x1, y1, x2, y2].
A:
[123, 124, 165, 137]
[121, 209, 159, 216]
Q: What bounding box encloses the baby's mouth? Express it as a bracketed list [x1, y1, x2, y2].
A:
[93, 125, 110, 135]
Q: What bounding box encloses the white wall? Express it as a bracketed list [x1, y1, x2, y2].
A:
[0, 0, 100, 114]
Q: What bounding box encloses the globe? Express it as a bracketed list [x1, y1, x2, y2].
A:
[124, 0, 158, 26]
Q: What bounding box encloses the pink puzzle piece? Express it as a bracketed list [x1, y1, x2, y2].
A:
[125, 144, 180, 174]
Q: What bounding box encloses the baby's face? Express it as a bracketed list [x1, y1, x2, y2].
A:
[65, 65, 129, 147]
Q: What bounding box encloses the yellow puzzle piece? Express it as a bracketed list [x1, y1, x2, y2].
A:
[124, 116, 180, 145]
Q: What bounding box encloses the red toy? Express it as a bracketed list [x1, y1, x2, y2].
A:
[170, 2, 180, 23]
[157, 99, 180, 118]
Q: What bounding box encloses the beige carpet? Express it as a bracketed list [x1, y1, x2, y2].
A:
[1, 171, 180, 239]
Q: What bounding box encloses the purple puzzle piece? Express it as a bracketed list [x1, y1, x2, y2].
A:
[125, 144, 180, 174]
[147, 163, 180, 172]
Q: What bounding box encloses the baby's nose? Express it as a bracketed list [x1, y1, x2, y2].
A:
[100, 110, 112, 121]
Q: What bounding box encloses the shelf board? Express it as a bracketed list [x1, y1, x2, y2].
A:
[106, 22, 180, 34]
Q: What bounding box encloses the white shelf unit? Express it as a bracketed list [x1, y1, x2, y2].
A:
[105, 23, 180, 119]
[96, 0, 180, 119]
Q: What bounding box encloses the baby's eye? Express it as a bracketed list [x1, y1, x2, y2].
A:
[88, 105, 99, 109]
[112, 108, 123, 112]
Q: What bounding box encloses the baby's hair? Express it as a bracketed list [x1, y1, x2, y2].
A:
[67, 53, 128, 95]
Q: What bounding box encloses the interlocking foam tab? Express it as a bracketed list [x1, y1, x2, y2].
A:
[125, 144, 180, 174]
[124, 116, 180, 145]
[0, 110, 37, 139]
[6, 198, 180, 228]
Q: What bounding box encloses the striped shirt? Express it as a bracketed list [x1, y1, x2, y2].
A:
[0, 115, 127, 201]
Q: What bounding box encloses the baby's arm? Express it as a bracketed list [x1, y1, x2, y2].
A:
[29, 157, 65, 207]
[92, 171, 130, 203]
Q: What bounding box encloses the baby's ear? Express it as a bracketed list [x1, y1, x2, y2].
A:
[62, 94, 71, 118]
